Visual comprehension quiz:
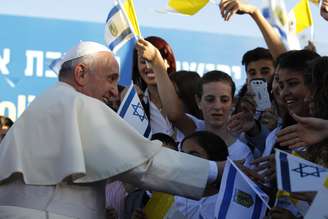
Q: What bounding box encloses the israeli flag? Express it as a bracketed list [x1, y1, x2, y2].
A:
[215, 158, 269, 219]
[104, 1, 137, 85]
[275, 149, 328, 192]
[118, 83, 151, 138]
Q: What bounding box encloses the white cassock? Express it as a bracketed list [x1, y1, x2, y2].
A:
[0, 82, 209, 219]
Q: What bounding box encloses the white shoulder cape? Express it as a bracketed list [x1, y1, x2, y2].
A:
[0, 82, 162, 185]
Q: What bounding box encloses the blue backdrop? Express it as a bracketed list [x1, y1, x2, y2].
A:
[1, 14, 323, 121]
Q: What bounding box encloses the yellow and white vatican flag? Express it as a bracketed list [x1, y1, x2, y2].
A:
[288, 0, 313, 34]
[275, 149, 328, 192]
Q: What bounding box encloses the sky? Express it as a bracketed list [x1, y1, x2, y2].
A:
[0, 0, 327, 46]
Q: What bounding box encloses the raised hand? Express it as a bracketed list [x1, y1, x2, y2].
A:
[135, 39, 160, 63]
[219, 0, 257, 21]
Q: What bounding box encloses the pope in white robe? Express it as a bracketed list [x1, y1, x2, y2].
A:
[0, 41, 221, 219]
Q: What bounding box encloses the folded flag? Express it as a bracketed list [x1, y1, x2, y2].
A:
[215, 158, 269, 219]
[117, 83, 151, 138]
[275, 149, 328, 192]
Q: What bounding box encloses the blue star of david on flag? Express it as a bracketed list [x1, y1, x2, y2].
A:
[118, 83, 151, 138]
[292, 163, 326, 178]
[131, 102, 147, 122]
[276, 149, 328, 193]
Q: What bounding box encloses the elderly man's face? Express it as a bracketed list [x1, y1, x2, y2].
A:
[81, 52, 120, 105]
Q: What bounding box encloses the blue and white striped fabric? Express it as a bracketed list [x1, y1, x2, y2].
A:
[215, 159, 269, 219]
[104, 2, 137, 85]
[275, 149, 328, 192]
[262, 0, 300, 50]
[117, 83, 151, 138]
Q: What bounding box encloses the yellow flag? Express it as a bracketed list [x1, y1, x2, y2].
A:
[168, 0, 209, 15]
[143, 192, 175, 219]
[123, 0, 141, 37]
[290, 0, 313, 33]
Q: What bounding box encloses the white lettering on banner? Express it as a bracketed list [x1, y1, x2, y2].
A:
[25, 50, 43, 77]
[216, 64, 231, 75]
[24, 50, 61, 78]
[0, 95, 35, 121]
[0, 101, 16, 121]
[176, 60, 242, 80]
[0, 48, 10, 75]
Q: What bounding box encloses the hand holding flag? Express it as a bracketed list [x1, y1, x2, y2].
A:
[135, 39, 169, 77]
[135, 39, 160, 64]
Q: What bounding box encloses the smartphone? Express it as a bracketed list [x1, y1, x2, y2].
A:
[250, 79, 271, 112]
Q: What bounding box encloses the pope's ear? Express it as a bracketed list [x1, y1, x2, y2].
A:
[74, 64, 89, 86]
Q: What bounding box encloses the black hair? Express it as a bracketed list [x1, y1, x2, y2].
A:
[151, 133, 177, 150]
[275, 50, 320, 71]
[196, 70, 236, 99]
[170, 71, 203, 119]
[242, 47, 273, 71]
[181, 130, 228, 161]
[306, 56, 328, 119]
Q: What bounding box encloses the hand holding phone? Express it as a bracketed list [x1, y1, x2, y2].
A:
[250, 79, 271, 112]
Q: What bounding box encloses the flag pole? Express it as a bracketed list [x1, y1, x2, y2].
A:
[310, 21, 314, 42]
